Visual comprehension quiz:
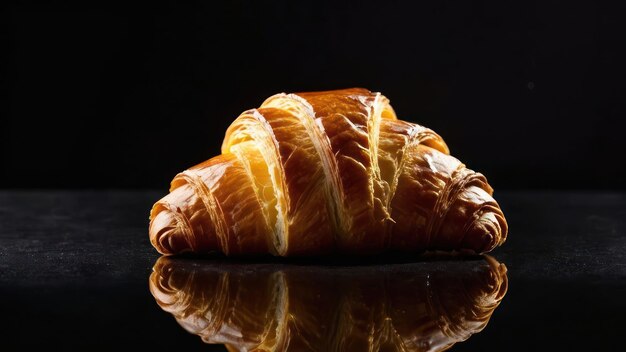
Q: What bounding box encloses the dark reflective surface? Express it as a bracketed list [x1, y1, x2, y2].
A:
[149, 256, 507, 351]
[1, 191, 625, 350]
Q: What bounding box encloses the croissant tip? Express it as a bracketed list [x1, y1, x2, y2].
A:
[149, 204, 193, 255]
[465, 212, 506, 253]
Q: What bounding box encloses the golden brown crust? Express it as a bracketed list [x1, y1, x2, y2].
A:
[150, 153, 270, 255]
[389, 145, 507, 253]
[149, 256, 508, 351]
[377, 119, 450, 247]
[223, 106, 336, 255]
[148, 88, 508, 256]
[296, 89, 391, 252]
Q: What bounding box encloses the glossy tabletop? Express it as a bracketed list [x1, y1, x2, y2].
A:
[0, 190, 624, 350]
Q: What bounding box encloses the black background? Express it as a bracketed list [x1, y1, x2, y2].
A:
[4, 1, 625, 190]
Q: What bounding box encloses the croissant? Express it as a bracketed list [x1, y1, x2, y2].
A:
[149, 256, 508, 351]
[149, 88, 507, 256]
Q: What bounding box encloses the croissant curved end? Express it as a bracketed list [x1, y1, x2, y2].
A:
[448, 181, 508, 254]
[469, 210, 508, 253]
[149, 203, 192, 255]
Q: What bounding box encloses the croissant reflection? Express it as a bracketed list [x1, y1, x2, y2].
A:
[150, 256, 507, 351]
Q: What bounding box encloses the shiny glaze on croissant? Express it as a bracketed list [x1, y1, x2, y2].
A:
[149, 256, 508, 351]
[149, 88, 507, 256]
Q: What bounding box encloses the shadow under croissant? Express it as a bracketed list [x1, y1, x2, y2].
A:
[149, 256, 508, 352]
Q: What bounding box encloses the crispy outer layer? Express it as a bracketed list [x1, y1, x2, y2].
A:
[389, 144, 507, 253]
[256, 107, 335, 255]
[296, 89, 389, 252]
[149, 153, 271, 255]
[149, 88, 508, 256]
